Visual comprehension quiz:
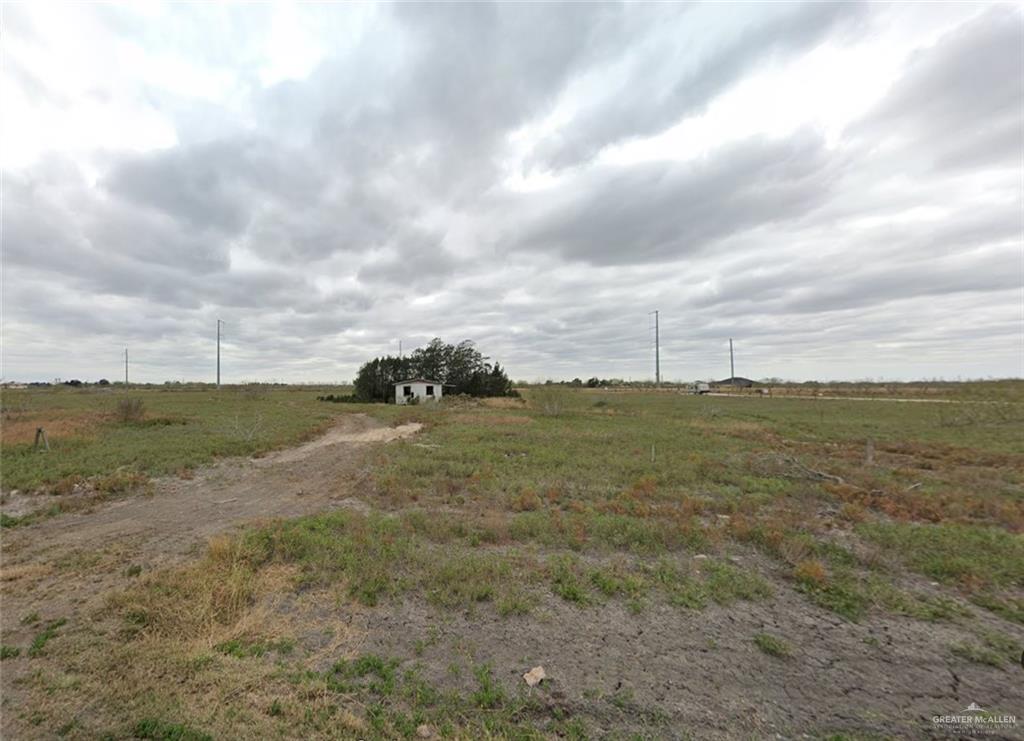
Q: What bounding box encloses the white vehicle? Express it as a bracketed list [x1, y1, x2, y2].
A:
[689, 382, 711, 395]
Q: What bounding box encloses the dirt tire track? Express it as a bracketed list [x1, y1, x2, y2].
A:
[0, 413, 418, 671]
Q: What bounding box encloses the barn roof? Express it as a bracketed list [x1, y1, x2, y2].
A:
[394, 378, 443, 385]
[714, 376, 756, 387]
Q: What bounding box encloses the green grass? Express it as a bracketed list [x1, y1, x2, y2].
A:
[1, 386, 364, 491]
[471, 665, 505, 709]
[28, 618, 67, 657]
[375, 388, 1024, 510]
[969, 593, 1024, 625]
[133, 718, 213, 741]
[214, 637, 295, 659]
[549, 555, 590, 604]
[282, 655, 559, 738]
[951, 628, 1023, 668]
[858, 522, 1024, 589]
[647, 558, 772, 610]
[1, 645, 21, 660]
[950, 642, 1007, 668]
[753, 633, 792, 658]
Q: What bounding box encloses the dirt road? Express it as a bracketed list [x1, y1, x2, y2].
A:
[0, 414, 419, 663]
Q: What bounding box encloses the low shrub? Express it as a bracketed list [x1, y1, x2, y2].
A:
[115, 397, 146, 423]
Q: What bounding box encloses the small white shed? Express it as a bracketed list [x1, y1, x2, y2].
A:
[394, 378, 443, 405]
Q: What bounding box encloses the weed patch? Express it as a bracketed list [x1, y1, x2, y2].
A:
[28, 618, 67, 657]
[133, 718, 213, 741]
[858, 522, 1024, 590]
[754, 633, 792, 658]
[214, 637, 295, 659]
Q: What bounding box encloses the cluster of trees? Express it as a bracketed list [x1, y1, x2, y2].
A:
[353, 338, 514, 402]
[564, 378, 614, 388]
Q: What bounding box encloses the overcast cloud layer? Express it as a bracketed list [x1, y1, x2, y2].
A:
[2, 2, 1021, 383]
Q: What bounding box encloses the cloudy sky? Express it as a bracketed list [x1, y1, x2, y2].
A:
[2, 2, 1021, 384]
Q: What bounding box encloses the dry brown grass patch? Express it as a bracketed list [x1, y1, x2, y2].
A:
[0, 562, 55, 583]
[793, 559, 828, 587]
[822, 482, 1024, 532]
[476, 510, 511, 544]
[511, 488, 542, 512]
[451, 413, 533, 426]
[1, 410, 108, 445]
[879, 440, 1022, 469]
[479, 397, 527, 409]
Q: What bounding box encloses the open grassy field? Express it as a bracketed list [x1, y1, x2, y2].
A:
[1, 383, 1022, 738]
[1, 386, 359, 493]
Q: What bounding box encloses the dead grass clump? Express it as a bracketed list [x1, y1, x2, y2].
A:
[94, 470, 149, 494]
[480, 396, 527, 409]
[50, 475, 86, 496]
[778, 536, 814, 566]
[629, 476, 658, 497]
[0, 563, 55, 583]
[115, 397, 146, 423]
[452, 413, 532, 426]
[822, 482, 1024, 532]
[111, 535, 260, 640]
[529, 385, 570, 416]
[879, 440, 1020, 469]
[675, 494, 705, 517]
[511, 489, 542, 512]
[476, 510, 511, 544]
[597, 493, 652, 518]
[839, 502, 868, 523]
[793, 559, 828, 588]
[728, 513, 789, 555]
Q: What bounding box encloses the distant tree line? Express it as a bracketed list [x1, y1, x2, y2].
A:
[352, 338, 514, 402]
[545, 378, 642, 388]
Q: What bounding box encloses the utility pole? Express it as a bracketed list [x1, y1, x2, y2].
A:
[124, 347, 129, 387]
[729, 338, 735, 380]
[399, 340, 403, 358]
[216, 319, 223, 388]
[649, 310, 660, 386]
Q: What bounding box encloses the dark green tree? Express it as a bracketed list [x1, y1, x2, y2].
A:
[353, 355, 413, 402]
[354, 339, 514, 401]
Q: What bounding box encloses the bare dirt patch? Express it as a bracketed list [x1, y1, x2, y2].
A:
[260, 419, 422, 464]
[350, 587, 1021, 739]
[0, 413, 417, 732]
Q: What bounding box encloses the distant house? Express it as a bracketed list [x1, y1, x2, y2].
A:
[394, 378, 443, 405]
[715, 376, 756, 388]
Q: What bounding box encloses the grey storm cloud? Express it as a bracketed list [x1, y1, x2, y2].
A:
[356, 229, 459, 287]
[104, 137, 329, 234]
[854, 6, 1023, 172]
[511, 132, 840, 265]
[2, 2, 1021, 383]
